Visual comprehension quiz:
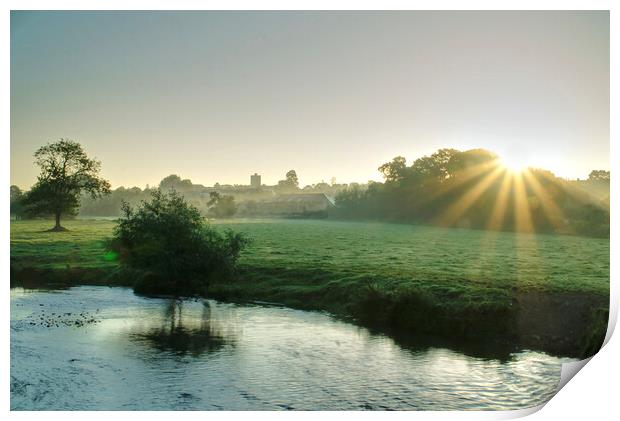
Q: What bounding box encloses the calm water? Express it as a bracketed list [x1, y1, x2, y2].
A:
[11, 286, 570, 410]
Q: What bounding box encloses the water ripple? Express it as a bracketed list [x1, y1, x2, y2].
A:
[11, 286, 567, 410]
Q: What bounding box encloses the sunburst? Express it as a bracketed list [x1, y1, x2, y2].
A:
[432, 154, 569, 239]
[499, 155, 529, 174]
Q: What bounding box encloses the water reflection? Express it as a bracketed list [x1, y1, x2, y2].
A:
[129, 300, 236, 357]
[384, 329, 519, 362]
[11, 286, 570, 410]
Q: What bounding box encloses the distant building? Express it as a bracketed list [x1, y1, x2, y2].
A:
[250, 173, 261, 188]
[250, 193, 335, 218]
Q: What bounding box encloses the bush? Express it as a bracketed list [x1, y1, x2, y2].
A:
[109, 190, 249, 297]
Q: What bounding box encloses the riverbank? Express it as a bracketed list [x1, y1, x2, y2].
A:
[10, 219, 610, 358]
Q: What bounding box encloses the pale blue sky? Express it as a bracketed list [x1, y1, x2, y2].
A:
[11, 11, 609, 189]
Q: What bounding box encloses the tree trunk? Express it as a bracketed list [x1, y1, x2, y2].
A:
[48, 212, 67, 232]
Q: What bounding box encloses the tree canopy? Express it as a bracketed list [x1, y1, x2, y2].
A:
[159, 174, 194, 191]
[207, 191, 237, 218]
[21, 139, 110, 230]
[588, 170, 610, 182]
[277, 169, 300, 191]
[286, 170, 299, 188]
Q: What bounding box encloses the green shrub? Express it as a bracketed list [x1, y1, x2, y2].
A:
[110, 190, 249, 297]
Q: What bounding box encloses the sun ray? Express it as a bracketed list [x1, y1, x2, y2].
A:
[486, 171, 513, 231]
[425, 159, 502, 202]
[466, 170, 514, 281]
[536, 168, 608, 210]
[507, 173, 545, 287]
[434, 165, 505, 227]
[512, 228, 545, 286]
[512, 171, 535, 234]
[521, 170, 568, 233]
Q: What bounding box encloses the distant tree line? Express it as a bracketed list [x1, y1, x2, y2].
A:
[333, 148, 610, 238]
[10, 141, 609, 238]
[74, 170, 349, 217]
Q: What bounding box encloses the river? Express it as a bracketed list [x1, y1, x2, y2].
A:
[10, 286, 570, 410]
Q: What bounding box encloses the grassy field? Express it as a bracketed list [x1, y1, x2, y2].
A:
[10, 219, 118, 270]
[10, 218, 610, 357]
[11, 218, 609, 293]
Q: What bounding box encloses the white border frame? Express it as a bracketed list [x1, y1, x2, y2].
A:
[3, 2, 616, 420]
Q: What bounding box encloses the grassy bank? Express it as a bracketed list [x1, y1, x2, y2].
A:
[10, 218, 610, 358]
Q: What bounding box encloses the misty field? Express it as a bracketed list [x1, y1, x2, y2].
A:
[10, 218, 609, 294]
[10, 218, 609, 357]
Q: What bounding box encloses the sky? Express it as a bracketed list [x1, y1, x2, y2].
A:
[11, 11, 609, 189]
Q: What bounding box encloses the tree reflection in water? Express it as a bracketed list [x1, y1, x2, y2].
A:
[131, 300, 235, 357]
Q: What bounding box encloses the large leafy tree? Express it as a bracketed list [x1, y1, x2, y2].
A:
[22, 139, 110, 231]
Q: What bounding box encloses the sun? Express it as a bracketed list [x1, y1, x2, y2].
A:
[500, 155, 529, 173]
